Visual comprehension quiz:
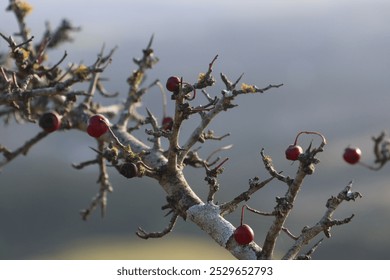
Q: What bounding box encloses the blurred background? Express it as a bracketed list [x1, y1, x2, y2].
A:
[1, 0, 390, 259]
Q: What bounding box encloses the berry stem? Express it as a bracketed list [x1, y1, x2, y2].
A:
[214, 157, 229, 170]
[293, 131, 327, 145]
[106, 125, 128, 151]
[240, 204, 248, 226]
[156, 81, 168, 118]
[186, 87, 196, 100]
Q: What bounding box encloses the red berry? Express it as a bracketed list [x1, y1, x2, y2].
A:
[285, 144, 303, 161]
[343, 146, 361, 164]
[166, 76, 180, 92]
[162, 116, 173, 131]
[39, 111, 61, 133]
[87, 114, 110, 138]
[234, 224, 254, 245]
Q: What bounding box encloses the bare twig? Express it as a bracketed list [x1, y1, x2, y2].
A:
[261, 134, 327, 259]
[296, 239, 323, 260]
[281, 227, 298, 240]
[82, 46, 115, 104]
[145, 108, 162, 150]
[80, 141, 113, 220]
[204, 157, 229, 202]
[220, 176, 274, 216]
[260, 148, 292, 185]
[356, 131, 390, 170]
[246, 204, 275, 217]
[71, 159, 99, 169]
[0, 131, 48, 168]
[117, 35, 158, 128]
[199, 130, 230, 143]
[282, 181, 361, 260]
[136, 213, 179, 239]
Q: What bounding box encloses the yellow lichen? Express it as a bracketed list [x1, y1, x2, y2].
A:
[16, 1, 33, 17]
[241, 83, 256, 93]
[74, 64, 89, 79]
[198, 73, 206, 83]
[127, 70, 144, 88]
[12, 48, 30, 62]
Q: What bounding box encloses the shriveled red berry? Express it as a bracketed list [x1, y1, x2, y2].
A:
[166, 76, 180, 92]
[39, 111, 61, 133]
[87, 114, 110, 138]
[285, 144, 303, 161]
[343, 146, 361, 164]
[162, 116, 173, 131]
[234, 224, 254, 245]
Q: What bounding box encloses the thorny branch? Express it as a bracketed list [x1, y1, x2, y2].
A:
[136, 212, 179, 239]
[282, 181, 362, 259]
[78, 141, 113, 220]
[219, 176, 275, 216]
[260, 132, 327, 259]
[0, 1, 365, 260]
[296, 239, 323, 260]
[0, 130, 48, 168]
[357, 131, 390, 170]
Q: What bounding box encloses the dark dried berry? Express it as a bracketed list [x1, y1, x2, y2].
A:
[39, 112, 61, 133]
[116, 162, 138, 178]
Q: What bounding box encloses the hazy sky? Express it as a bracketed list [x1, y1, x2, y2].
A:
[1, 0, 390, 259]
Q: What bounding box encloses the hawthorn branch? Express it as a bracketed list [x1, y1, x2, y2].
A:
[282, 227, 299, 240]
[199, 130, 230, 143]
[80, 140, 113, 220]
[261, 134, 327, 260]
[296, 239, 323, 260]
[72, 159, 99, 169]
[96, 80, 119, 98]
[116, 35, 158, 128]
[182, 145, 232, 169]
[44, 19, 81, 49]
[358, 131, 390, 171]
[0, 86, 90, 104]
[40, 51, 68, 75]
[1, 2, 364, 260]
[0, 130, 48, 168]
[260, 148, 292, 185]
[204, 157, 229, 203]
[220, 176, 274, 216]
[246, 204, 275, 217]
[282, 181, 362, 260]
[5, 1, 33, 47]
[145, 108, 162, 150]
[178, 76, 282, 166]
[84, 45, 117, 105]
[136, 212, 179, 239]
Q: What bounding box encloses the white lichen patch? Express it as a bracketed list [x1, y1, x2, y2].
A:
[187, 202, 235, 246]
